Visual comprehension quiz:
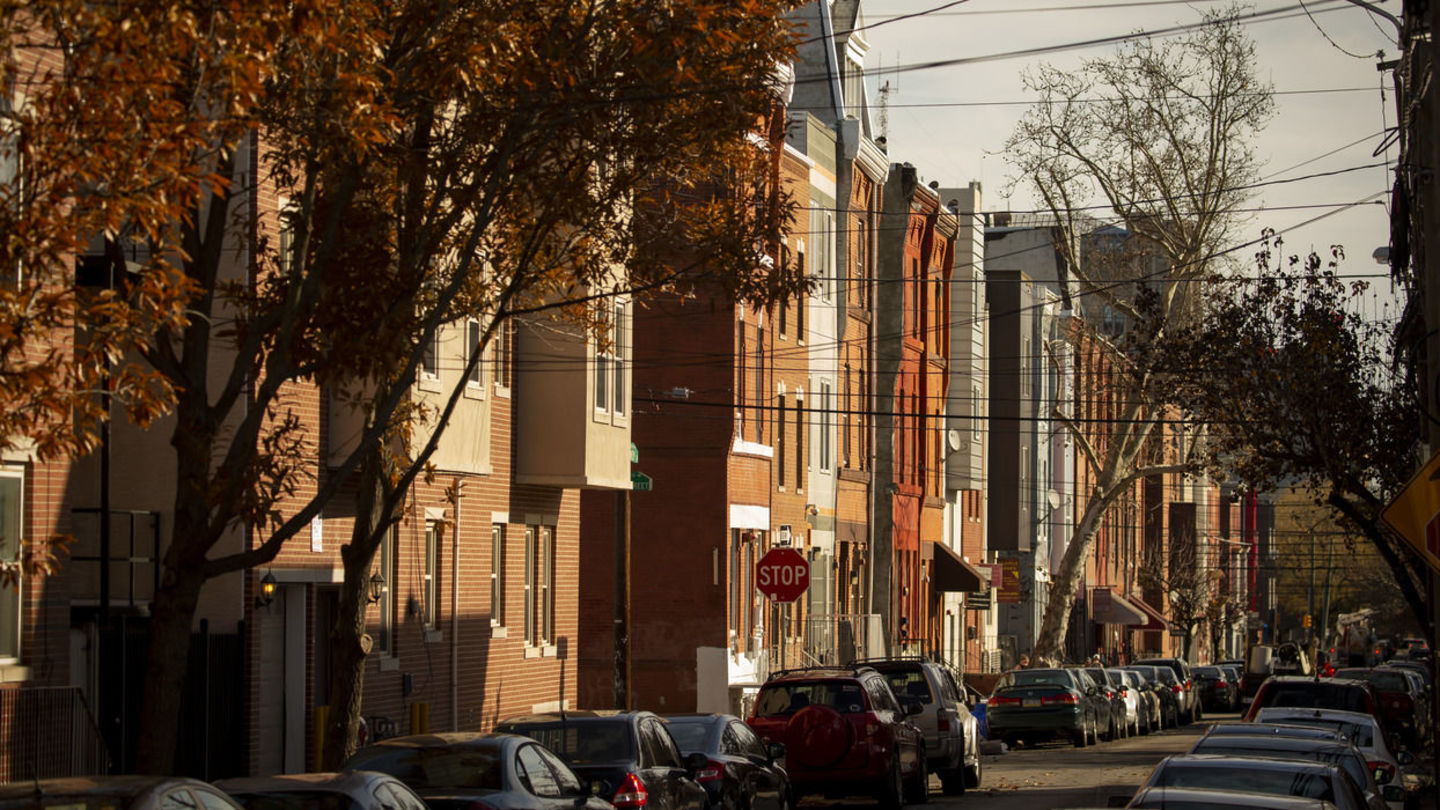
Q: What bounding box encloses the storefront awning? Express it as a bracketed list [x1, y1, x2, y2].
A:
[925, 541, 987, 592]
[1091, 587, 1147, 625]
[1128, 595, 1170, 632]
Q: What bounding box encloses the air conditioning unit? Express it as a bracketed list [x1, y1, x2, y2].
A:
[776, 525, 792, 547]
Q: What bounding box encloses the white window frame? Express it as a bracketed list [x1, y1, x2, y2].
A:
[465, 319, 485, 393]
[420, 326, 441, 383]
[374, 527, 395, 656]
[491, 524, 506, 628]
[524, 524, 556, 647]
[0, 466, 23, 663]
[423, 521, 439, 630]
[819, 380, 833, 473]
[592, 298, 630, 422]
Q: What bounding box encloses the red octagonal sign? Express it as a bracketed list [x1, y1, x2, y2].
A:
[756, 547, 809, 602]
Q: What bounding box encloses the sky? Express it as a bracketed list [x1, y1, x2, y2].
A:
[858, 0, 1402, 323]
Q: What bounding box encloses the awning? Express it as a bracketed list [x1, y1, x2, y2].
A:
[1128, 596, 1170, 631]
[1091, 587, 1147, 625]
[925, 541, 987, 592]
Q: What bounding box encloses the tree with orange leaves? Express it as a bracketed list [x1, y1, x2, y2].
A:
[2, 0, 801, 773]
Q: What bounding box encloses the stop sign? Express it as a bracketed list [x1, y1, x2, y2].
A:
[756, 547, 809, 602]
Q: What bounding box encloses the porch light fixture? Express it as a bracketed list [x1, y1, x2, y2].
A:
[367, 571, 386, 604]
[255, 571, 277, 608]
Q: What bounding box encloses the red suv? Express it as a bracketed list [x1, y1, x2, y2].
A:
[1242, 676, 1390, 741]
[747, 666, 926, 810]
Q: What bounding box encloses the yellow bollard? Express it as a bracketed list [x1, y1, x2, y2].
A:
[314, 705, 329, 770]
[410, 701, 430, 734]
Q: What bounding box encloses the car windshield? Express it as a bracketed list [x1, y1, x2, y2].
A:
[1258, 683, 1370, 714]
[754, 681, 867, 716]
[997, 670, 1073, 689]
[346, 745, 505, 790]
[502, 721, 634, 765]
[1194, 667, 1222, 678]
[1153, 765, 1334, 801]
[228, 792, 363, 810]
[878, 671, 932, 703]
[1082, 668, 1108, 686]
[1190, 744, 1366, 788]
[665, 721, 712, 752]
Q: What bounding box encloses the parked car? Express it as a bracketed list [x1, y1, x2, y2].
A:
[662, 714, 790, 810]
[1104, 668, 1144, 735]
[1117, 669, 1159, 734]
[218, 772, 429, 810]
[1186, 735, 1397, 810]
[1331, 668, 1426, 748]
[1081, 667, 1130, 739]
[1253, 707, 1413, 791]
[1121, 664, 1180, 729]
[1397, 638, 1429, 660]
[1192, 665, 1239, 713]
[1126, 786, 1343, 810]
[746, 665, 926, 810]
[1132, 657, 1198, 723]
[1242, 676, 1389, 743]
[985, 667, 1109, 749]
[855, 657, 981, 794]
[344, 732, 620, 810]
[493, 712, 709, 810]
[1379, 659, 1433, 699]
[1138, 754, 1369, 810]
[0, 777, 246, 810]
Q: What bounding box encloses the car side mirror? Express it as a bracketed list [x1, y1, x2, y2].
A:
[767, 742, 786, 761]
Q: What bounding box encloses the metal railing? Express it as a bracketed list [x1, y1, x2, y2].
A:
[804, 614, 885, 666]
[0, 686, 110, 784]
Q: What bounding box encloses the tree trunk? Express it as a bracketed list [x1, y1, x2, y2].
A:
[1032, 487, 1110, 665]
[322, 445, 394, 770]
[134, 561, 205, 773]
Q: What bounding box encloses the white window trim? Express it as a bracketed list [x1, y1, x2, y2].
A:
[0, 466, 22, 664]
[464, 319, 486, 399]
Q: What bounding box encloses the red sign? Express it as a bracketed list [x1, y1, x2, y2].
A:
[756, 547, 809, 602]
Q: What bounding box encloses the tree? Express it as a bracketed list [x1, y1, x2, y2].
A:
[1161, 233, 1432, 639]
[1004, 6, 1272, 665]
[1137, 530, 1215, 662]
[4, 0, 802, 773]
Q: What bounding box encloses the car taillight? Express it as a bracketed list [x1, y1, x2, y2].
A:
[1119, 688, 1128, 698]
[989, 696, 1021, 706]
[613, 773, 649, 808]
[695, 759, 724, 784]
[1215, 680, 1227, 688]
[938, 712, 951, 732]
[1042, 693, 1079, 705]
[1171, 684, 1182, 693]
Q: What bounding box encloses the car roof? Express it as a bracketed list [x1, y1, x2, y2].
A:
[1204, 723, 1344, 740]
[217, 772, 396, 793]
[1157, 754, 1341, 775]
[764, 666, 876, 682]
[662, 713, 735, 724]
[1254, 707, 1378, 726]
[1130, 787, 1339, 810]
[1194, 736, 1357, 755]
[500, 711, 650, 725]
[0, 776, 206, 801]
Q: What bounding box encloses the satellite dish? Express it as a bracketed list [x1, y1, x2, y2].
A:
[947, 430, 963, 452]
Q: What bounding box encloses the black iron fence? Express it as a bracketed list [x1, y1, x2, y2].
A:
[0, 686, 110, 783]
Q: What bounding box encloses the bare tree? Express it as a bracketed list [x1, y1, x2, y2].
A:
[1138, 536, 1214, 662]
[1006, 7, 1271, 665]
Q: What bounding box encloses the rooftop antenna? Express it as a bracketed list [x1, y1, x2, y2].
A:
[877, 54, 899, 141]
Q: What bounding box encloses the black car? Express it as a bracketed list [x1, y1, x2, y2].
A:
[1133, 657, 1199, 723]
[343, 732, 618, 810]
[1192, 665, 1239, 713]
[986, 667, 1110, 748]
[1081, 667, 1129, 740]
[497, 711, 709, 810]
[664, 714, 790, 810]
[1121, 665, 1181, 729]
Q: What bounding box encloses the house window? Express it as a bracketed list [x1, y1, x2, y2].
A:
[0, 467, 22, 661]
[777, 395, 786, 487]
[490, 524, 505, 627]
[729, 530, 759, 654]
[794, 393, 804, 491]
[819, 380, 832, 472]
[842, 364, 852, 468]
[843, 57, 863, 113]
[754, 323, 764, 443]
[524, 525, 555, 646]
[466, 320, 484, 389]
[795, 251, 806, 338]
[374, 527, 395, 655]
[493, 318, 513, 391]
[421, 327, 440, 380]
[423, 521, 439, 629]
[854, 223, 867, 308]
[594, 300, 628, 417]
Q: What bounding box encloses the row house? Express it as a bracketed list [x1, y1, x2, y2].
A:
[874, 164, 964, 658]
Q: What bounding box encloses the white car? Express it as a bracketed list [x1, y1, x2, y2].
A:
[1254, 707, 1413, 806]
[862, 658, 983, 796]
[1105, 668, 1143, 735]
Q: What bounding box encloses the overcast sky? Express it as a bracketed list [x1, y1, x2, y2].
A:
[859, 0, 1401, 321]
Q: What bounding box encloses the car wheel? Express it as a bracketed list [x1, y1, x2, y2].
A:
[905, 753, 929, 805]
[1072, 722, 1087, 748]
[877, 756, 905, 810]
[964, 753, 982, 789]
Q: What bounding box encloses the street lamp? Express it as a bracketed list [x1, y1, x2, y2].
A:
[255, 571, 277, 608]
[367, 571, 386, 604]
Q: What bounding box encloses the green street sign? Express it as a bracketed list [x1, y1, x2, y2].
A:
[631, 471, 652, 492]
[630, 442, 639, 464]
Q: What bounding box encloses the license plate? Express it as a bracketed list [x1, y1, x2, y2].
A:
[1023, 698, 1041, 708]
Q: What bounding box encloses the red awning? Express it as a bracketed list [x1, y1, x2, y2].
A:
[1092, 587, 1147, 625]
[1128, 596, 1170, 632]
